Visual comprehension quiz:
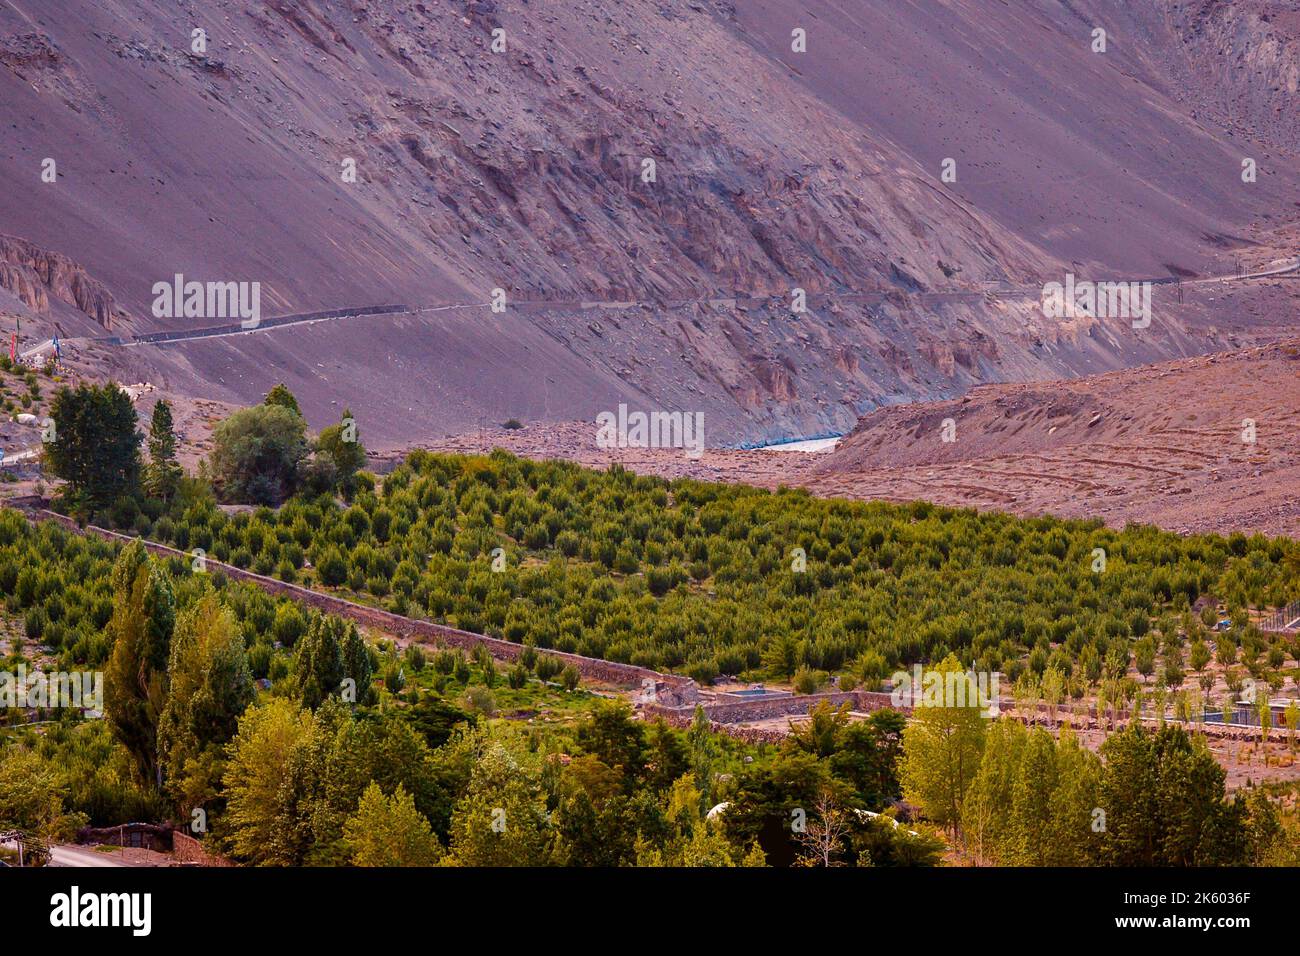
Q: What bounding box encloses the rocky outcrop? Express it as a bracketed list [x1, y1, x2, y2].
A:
[1153, 0, 1300, 149]
[0, 235, 121, 329]
[0, 31, 61, 72]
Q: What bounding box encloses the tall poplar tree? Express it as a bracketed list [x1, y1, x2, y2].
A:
[898, 654, 988, 834]
[1045, 725, 1103, 865]
[158, 591, 255, 813]
[959, 718, 1026, 864]
[103, 541, 176, 788]
[316, 408, 367, 499]
[1008, 728, 1059, 865]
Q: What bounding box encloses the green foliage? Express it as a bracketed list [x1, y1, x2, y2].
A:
[222, 696, 318, 865]
[210, 404, 308, 505]
[315, 408, 367, 499]
[103, 541, 176, 788]
[294, 614, 372, 709]
[851, 815, 946, 867]
[462, 685, 495, 717]
[1098, 724, 1248, 866]
[535, 655, 563, 682]
[290, 703, 444, 864]
[719, 749, 832, 867]
[898, 655, 987, 831]
[506, 663, 528, 689]
[787, 703, 905, 810]
[263, 383, 302, 417]
[399, 691, 475, 750]
[47, 381, 142, 511]
[792, 666, 828, 695]
[0, 746, 86, 840]
[132, 450, 1298, 683]
[344, 782, 442, 866]
[634, 776, 758, 867]
[26, 720, 167, 827]
[4, 437, 1298, 870]
[144, 399, 182, 501]
[271, 603, 307, 648]
[158, 591, 255, 815]
[315, 547, 347, 587]
[576, 700, 647, 785]
[447, 737, 551, 866]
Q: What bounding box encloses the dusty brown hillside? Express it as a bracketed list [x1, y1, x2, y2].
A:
[416, 341, 1300, 538]
[805, 340, 1300, 536]
[0, 0, 1297, 445]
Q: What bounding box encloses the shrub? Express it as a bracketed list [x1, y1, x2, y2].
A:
[559, 665, 580, 691]
[536, 655, 563, 682]
[24, 606, 45, 640]
[463, 685, 496, 716]
[316, 547, 347, 587]
[453, 653, 471, 684]
[271, 604, 307, 648]
[792, 667, 828, 695]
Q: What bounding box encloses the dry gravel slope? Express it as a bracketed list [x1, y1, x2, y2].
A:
[808, 339, 1300, 536]
[419, 341, 1300, 538]
[0, 0, 1296, 446]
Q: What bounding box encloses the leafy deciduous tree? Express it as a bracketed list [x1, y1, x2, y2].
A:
[343, 782, 442, 867]
[158, 591, 255, 815]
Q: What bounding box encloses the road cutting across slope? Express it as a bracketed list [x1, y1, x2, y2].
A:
[47, 257, 1300, 352]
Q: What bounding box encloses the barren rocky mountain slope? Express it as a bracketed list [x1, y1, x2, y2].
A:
[807, 339, 1300, 536]
[0, 0, 1297, 446]
[418, 339, 1300, 538]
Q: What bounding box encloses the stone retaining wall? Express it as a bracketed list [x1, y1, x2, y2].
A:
[171, 831, 234, 867]
[26, 508, 687, 691]
[645, 689, 904, 725]
[646, 710, 791, 745]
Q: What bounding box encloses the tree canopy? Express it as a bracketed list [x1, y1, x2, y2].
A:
[46, 381, 142, 511]
[209, 404, 309, 505]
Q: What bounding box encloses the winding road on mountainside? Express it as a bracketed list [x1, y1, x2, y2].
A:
[21, 258, 1299, 355]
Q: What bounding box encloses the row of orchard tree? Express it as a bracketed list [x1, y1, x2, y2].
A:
[7, 519, 1292, 867]
[34, 377, 1300, 696]
[106, 440, 1300, 691]
[3, 514, 935, 866]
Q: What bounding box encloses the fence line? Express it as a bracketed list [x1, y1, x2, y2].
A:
[1260, 599, 1300, 632]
